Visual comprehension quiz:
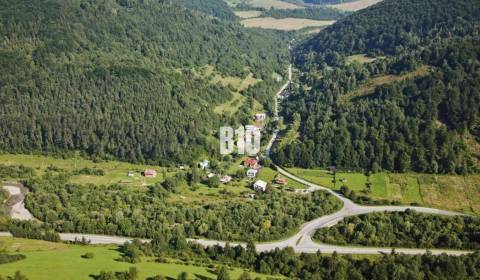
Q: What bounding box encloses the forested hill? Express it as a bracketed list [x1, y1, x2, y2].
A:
[297, 0, 480, 68]
[0, 0, 289, 164]
[273, 0, 480, 174]
[176, 0, 237, 21]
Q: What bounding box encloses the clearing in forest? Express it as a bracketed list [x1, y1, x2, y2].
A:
[241, 17, 335, 30]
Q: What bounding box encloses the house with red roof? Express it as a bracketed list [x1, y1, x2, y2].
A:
[143, 169, 157, 178]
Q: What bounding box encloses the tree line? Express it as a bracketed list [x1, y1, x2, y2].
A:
[314, 209, 480, 250]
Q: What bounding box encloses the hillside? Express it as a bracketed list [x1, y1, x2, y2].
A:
[273, 0, 480, 174]
[177, 0, 237, 21]
[0, 0, 289, 164]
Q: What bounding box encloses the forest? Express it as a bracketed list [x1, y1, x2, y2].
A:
[314, 210, 480, 250]
[262, 6, 350, 20]
[21, 174, 341, 241]
[272, 0, 480, 174]
[176, 0, 237, 21]
[0, 0, 289, 165]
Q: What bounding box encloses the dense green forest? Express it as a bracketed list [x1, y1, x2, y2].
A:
[315, 210, 480, 250]
[273, 0, 480, 174]
[0, 0, 289, 165]
[262, 6, 350, 20]
[22, 174, 341, 241]
[176, 0, 237, 21]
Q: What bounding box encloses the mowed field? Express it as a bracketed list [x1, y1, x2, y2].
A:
[246, 0, 302, 9]
[329, 0, 383, 11]
[286, 168, 480, 215]
[0, 237, 273, 280]
[241, 17, 335, 30]
[234, 10, 263, 18]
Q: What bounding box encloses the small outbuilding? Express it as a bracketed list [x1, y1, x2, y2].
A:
[246, 169, 258, 178]
[275, 177, 288, 186]
[253, 180, 267, 192]
[220, 175, 232, 184]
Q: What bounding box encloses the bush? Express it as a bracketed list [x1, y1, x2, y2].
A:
[81, 252, 94, 259]
[0, 253, 26, 264]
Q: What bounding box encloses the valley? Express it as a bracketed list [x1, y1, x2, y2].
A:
[1, 0, 480, 279]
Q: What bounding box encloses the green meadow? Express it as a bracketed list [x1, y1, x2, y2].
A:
[286, 168, 480, 215]
[0, 237, 274, 280]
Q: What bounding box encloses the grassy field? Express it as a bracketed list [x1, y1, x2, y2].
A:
[277, 117, 300, 149]
[257, 167, 306, 189]
[0, 154, 171, 188]
[342, 65, 431, 102]
[246, 0, 302, 9]
[329, 0, 382, 11]
[241, 17, 335, 30]
[234, 10, 262, 18]
[346, 54, 379, 65]
[0, 153, 307, 205]
[0, 237, 274, 280]
[194, 65, 260, 115]
[286, 167, 480, 215]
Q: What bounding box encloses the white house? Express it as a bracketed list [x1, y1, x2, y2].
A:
[253, 180, 267, 192]
[199, 160, 210, 170]
[246, 169, 258, 178]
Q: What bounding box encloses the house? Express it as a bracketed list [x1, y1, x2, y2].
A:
[254, 113, 266, 121]
[127, 171, 134, 177]
[244, 158, 258, 168]
[275, 177, 288, 186]
[220, 175, 232, 184]
[199, 160, 210, 170]
[253, 180, 267, 192]
[207, 172, 216, 178]
[143, 169, 157, 178]
[246, 169, 258, 178]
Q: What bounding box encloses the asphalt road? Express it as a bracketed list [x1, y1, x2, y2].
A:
[0, 66, 473, 255]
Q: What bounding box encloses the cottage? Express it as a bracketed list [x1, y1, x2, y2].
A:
[246, 169, 258, 178]
[199, 160, 210, 170]
[220, 175, 232, 184]
[275, 177, 288, 186]
[244, 158, 258, 168]
[254, 113, 266, 121]
[253, 180, 267, 192]
[143, 169, 157, 178]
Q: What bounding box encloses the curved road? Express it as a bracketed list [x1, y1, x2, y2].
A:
[0, 67, 473, 255]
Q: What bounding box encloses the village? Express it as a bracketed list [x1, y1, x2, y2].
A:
[124, 111, 292, 195]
